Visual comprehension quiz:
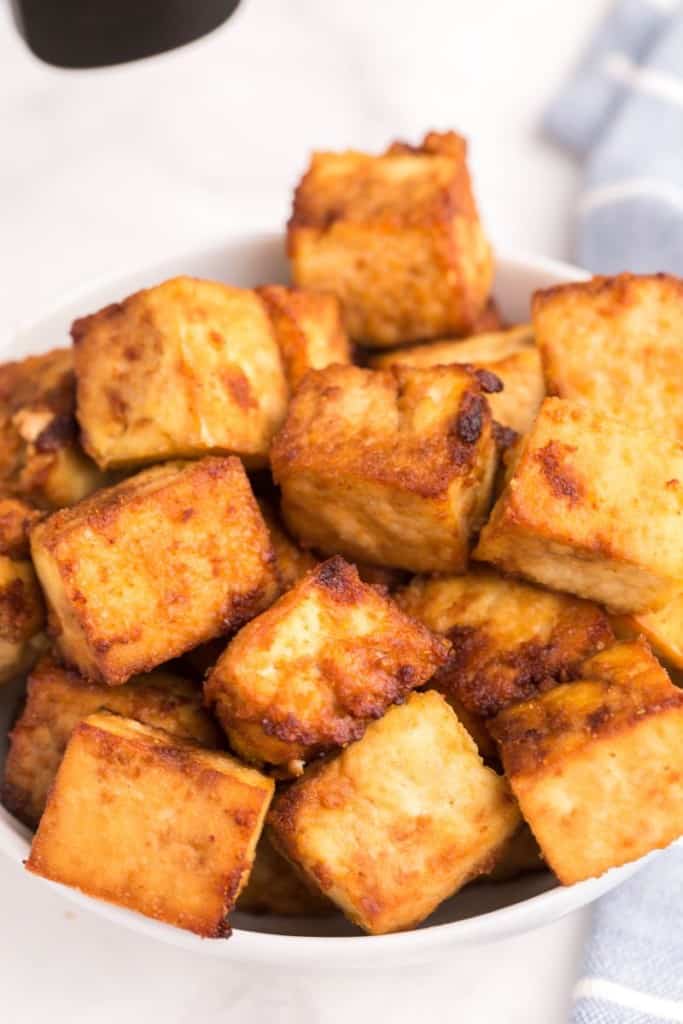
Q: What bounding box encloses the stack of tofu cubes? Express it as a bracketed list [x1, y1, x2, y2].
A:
[1, 131, 683, 939]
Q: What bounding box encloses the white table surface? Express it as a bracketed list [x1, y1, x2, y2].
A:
[0, 1, 610, 1020]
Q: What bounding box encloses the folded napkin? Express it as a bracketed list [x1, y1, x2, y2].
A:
[544, 4, 683, 1020]
[545, 0, 683, 275]
[570, 847, 683, 1023]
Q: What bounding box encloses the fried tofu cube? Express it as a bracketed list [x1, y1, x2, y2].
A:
[31, 457, 277, 685]
[268, 691, 520, 934]
[1, 655, 219, 828]
[613, 593, 683, 670]
[533, 274, 683, 437]
[0, 497, 46, 685]
[237, 835, 335, 916]
[475, 398, 683, 613]
[257, 285, 351, 391]
[271, 364, 498, 573]
[26, 712, 274, 936]
[490, 641, 683, 884]
[372, 325, 544, 434]
[288, 131, 493, 347]
[205, 557, 449, 768]
[73, 277, 288, 470]
[397, 567, 614, 717]
[0, 348, 104, 509]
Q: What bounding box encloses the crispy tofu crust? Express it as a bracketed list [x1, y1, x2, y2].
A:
[30, 457, 277, 685]
[73, 277, 288, 470]
[205, 557, 449, 768]
[237, 834, 335, 916]
[0, 348, 104, 509]
[534, 274, 683, 437]
[288, 131, 493, 347]
[1, 655, 219, 828]
[397, 568, 613, 716]
[371, 325, 544, 434]
[490, 641, 683, 883]
[271, 364, 498, 573]
[26, 712, 274, 937]
[257, 286, 351, 391]
[268, 691, 520, 934]
[475, 397, 683, 613]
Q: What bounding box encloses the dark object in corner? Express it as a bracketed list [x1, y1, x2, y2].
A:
[11, 0, 241, 69]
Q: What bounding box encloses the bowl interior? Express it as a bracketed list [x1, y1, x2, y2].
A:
[1, 234, 641, 964]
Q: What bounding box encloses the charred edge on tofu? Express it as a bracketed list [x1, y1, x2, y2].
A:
[473, 368, 503, 394]
[534, 441, 584, 505]
[491, 688, 683, 778]
[492, 422, 518, 451]
[435, 615, 614, 718]
[313, 556, 363, 602]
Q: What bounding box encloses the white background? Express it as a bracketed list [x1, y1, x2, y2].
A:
[0, 1, 610, 1020]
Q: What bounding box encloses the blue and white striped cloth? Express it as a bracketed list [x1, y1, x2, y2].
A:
[545, 0, 683, 275]
[544, 3, 683, 1020]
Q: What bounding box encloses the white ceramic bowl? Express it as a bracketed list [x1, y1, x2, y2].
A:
[0, 234, 646, 966]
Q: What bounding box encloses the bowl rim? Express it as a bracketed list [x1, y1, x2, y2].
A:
[5, 232, 591, 347]
[3, 233, 646, 966]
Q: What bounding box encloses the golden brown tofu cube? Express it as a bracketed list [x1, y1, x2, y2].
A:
[26, 712, 274, 937]
[613, 593, 683, 670]
[490, 641, 683, 884]
[257, 285, 351, 391]
[271, 364, 498, 573]
[237, 835, 335, 916]
[73, 277, 288, 470]
[534, 274, 683, 437]
[0, 497, 46, 685]
[205, 557, 449, 768]
[0, 348, 104, 509]
[397, 567, 614, 717]
[31, 457, 277, 685]
[268, 691, 520, 934]
[288, 131, 493, 347]
[475, 398, 683, 613]
[372, 325, 544, 435]
[2, 655, 220, 828]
